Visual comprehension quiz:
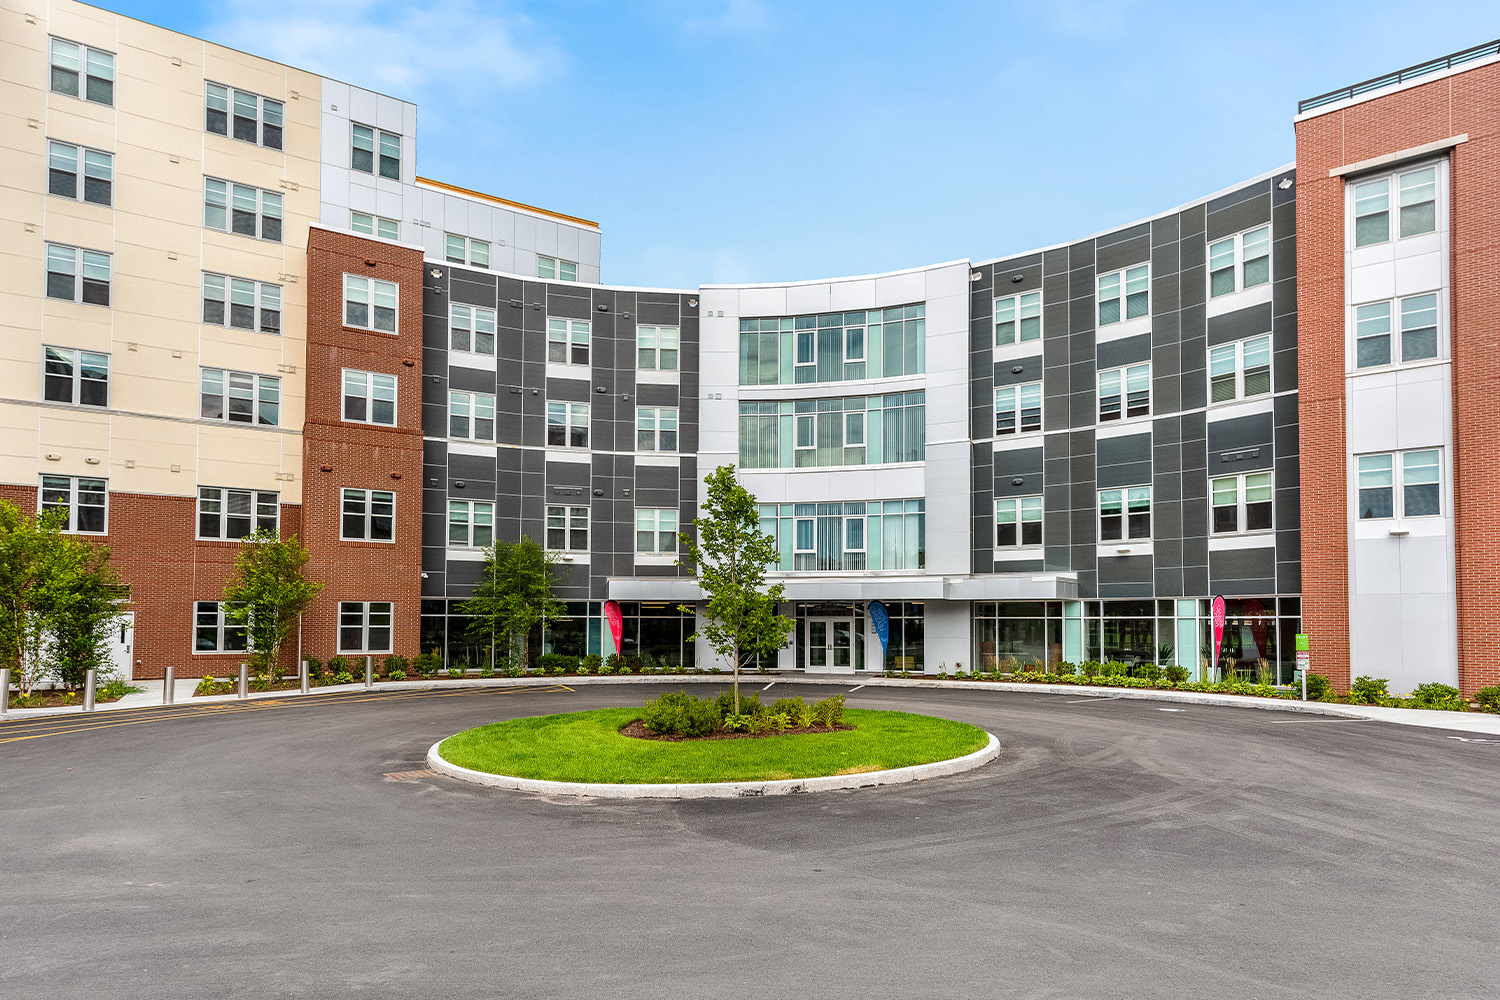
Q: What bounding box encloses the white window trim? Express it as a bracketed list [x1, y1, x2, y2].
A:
[46, 139, 113, 206]
[42, 346, 109, 408]
[203, 176, 283, 243]
[1209, 471, 1274, 536]
[994, 291, 1042, 347]
[1097, 263, 1150, 327]
[636, 406, 679, 453]
[546, 318, 591, 366]
[341, 369, 398, 427]
[350, 211, 400, 241]
[538, 255, 579, 281]
[343, 273, 399, 334]
[635, 507, 678, 555]
[351, 123, 401, 180]
[637, 325, 681, 371]
[1098, 486, 1151, 544]
[994, 381, 1043, 437]
[193, 601, 247, 654]
[1207, 224, 1272, 299]
[204, 81, 284, 149]
[445, 234, 491, 268]
[546, 401, 590, 449]
[39, 474, 108, 534]
[994, 495, 1043, 549]
[546, 505, 590, 552]
[1097, 363, 1151, 422]
[449, 303, 497, 356]
[49, 37, 114, 106]
[1354, 448, 1444, 524]
[1349, 161, 1441, 251]
[447, 499, 494, 549]
[448, 390, 496, 442]
[337, 601, 394, 654]
[202, 272, 282, 335]
[1208, 334, 1273, 404]
[45, 242, 111, 306]
[195, 486, 280, 541]
[1349, 290, 1444, 372]
[200, 368, 281, 427]
[340, 488, 396, 543]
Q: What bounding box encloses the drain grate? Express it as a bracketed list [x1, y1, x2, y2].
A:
[382, 769, 435, 782]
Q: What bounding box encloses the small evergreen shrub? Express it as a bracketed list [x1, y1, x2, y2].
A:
[1134, 663, 1163, 683]
[1410, 682, 1465, 711]
[1163, 664, 1189, 684]
[331, 671, 355, 685]
[382, 654, 408, 679]
[539, 653, 576, 674]
[388, 669, 406, 682]
[303, 656, 324, 681]
[1475, 685, 1500, 713]
[1349, 675, 1389, 704]
[641, 690, 721, 737]
[1101, 661, 1129, 678]
[812, 694, 845, 727]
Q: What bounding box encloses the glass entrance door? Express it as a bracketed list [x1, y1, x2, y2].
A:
[807, 618, 853, 669]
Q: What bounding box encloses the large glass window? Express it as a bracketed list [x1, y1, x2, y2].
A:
[195, 601, 247, 652]
[538, 256, 579, 281]
[1211, 473, 1273, 534]
[352, 124, 400, 179]
[1357, 450, 1441, 520]
[546, 402, 589, 448]
[43, 347, 108, 407]
[339, 602, 393, 653]
[445, 234, 490, 268]
[197, 487, 278, 539]
[205, 82, 283, 148]
[344, 274, 398, 333]
[1099, 487, 1151, 542]
[739, 393, 922, 469]
[1099, 363, 1150, 420]
[1208, 225, 1271, 297]
[40, 475, 107, 533]
[449, 391, 496, 441]
[996, 496, 1042, 547]
[450, 304, 496, 355]
[448, 500, 494, 548]
[1353, 165, 1437, 247]
[759, 500, 923, 572]
[342, 489, 395, 542]
[637, 326, 680, 371]
[995, 292, 1041, 345]
[637, 406, 678, 452]
[200, 368, 280, 426]
[739, 304, 924, 386]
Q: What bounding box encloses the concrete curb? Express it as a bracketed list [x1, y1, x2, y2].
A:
[426, 731, 1001, 799]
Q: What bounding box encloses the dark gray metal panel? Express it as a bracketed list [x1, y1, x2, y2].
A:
[449, 453, 495, 482]
[547, 376, 591, 403]
[993, 354, 1044, 387]
[1097, 432, 1151, 469]
[992, 559, 1046, 574]
[1206, 191, 1272, 243]
[1206, 301, 1273, 347]
[448, 364, 495, 394]
[635, 382, 678, 407]
[545, 290, 593, 320]
[1095, 234, 1151, 274]
[450, 275, 496, 307]
[993, 261, 1043, 294]
[636, 464, 676, 493]
[1208, 547, 1276, 594]
[1207, 412, 1274, 471]
[1207, 178, 1271, 215]
[545, 460, 591, 489]
[1097, 332, 1151, 370]
[1098, 554, 1154, 593]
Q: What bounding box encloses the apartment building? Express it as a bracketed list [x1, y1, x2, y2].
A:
[3, 1, 1496, 694]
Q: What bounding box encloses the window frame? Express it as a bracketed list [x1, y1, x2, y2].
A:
[995, 495, 1043, 548]
[194, 600, 248, 653]
[1210, 472, 1274, 535]
[204, 81, 284, 149]
[1356, 449, 1442, 521]
[546, 401, 590, 449]
[1208, 334, 1272, 403]
[634, 507, 678, 555]
[343, 273, 399, 334]
[43, 346, 109, 407]
[350, 212, 399, 240]
[1208, 224, 1271, 298]
[341, 488, 396, 543]
[447, 499, 494, 549]
[203, 176, 283, 243]
[1352, 291, 1442, 370]
[1099, 486, 1151, 542]
[337, 601, 394, 654]
[995, 381, 1042, 436]
[341, 369, 397, 427]
[49, 37, 114, 106]
[444, 234, 491, 268]
[45, 243, 111, 306]
[202, 272, 282, 335]
[994, 291, 1042, 346]
[546, 505, 589, 552]
[637, 325, 681, 371]
[1097, 264, 1150, 326]
[449, 303, 497, 355]
[547, 318, 591, 365]
[200, 368, 281, 426]
[1098, 363, 1151, 421]
[46, 140, 113, 206]
[1352, 164, 1438, 249]
[538, 255, 579, 281]
[448, 390, 496, 442]
[40, 475, 108, 534]
[196, 486, 280, 541]
[351, 123, 401, 180]
[636, 406, 679, 453]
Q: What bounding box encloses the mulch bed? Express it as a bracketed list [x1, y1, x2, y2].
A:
[619, 719, 855, 742]
[6, 691, 130, 709]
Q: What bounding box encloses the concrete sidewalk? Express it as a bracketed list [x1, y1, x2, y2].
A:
[4, 672, 1500, 737]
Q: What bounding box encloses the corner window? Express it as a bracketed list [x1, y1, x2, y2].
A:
[351, 212, 399, 240]
[351, 124, 400, 180]
[201, 369, 280, 426]
[338, 602, 393, 653]
[546, 402, 589, 448]
[637, 406, 678, 452]
[637, 326, 680, 370]
[343, 274, 398, 333]
[1098, 363, 1150, 421]
[342, 369, 396, 426]
[1353, 165, 1437, 247]
[450, 304, 496, 355]
[636, 508, 678, 554]
[43, 347, 109, 407]
[995, 382, 1042, 436]
[342, 488, 395, 542]
[203, 273, 281, 334]
[547, 318, 590, 365]
[40, 475, 107, 533]
[50, 38, 114, 106]
[547, 506, 589, 551]
[204, 177, 282, 242]
[205, 83, 283, 149]
[448, 391, 496, 441]
[47, 141, 112, 206]
[1211, 473, 1273, 534]
[538, 255, 578, 281]
[445, 234, 490, 268]
[1100, 487, 1150, 542]
[1098, 264, 1149, 325]
[1357, 450, 1441, 520]
[448, 500, 494, 548]
[1208, 335, 1271, 402]
[996, 496, 1042, 547]
[45, 243, 110, 305]
[995, 291, 1041, 346]
[1354, 292, 1440, 369]
[197, 487, 279, 540]
[1208, 225, 1271, 297]
[195, 601, 247, 652]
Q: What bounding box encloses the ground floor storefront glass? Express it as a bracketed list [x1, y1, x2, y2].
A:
[419, 599, 694, 668]
[611, 601, 696, 668]
[793, 602, 867, 670]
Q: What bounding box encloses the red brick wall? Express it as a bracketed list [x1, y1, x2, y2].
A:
[299, 228, 425, 665]
[1296, 61, 1500, 695]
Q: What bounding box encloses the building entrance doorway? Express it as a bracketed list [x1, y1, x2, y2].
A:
[108, 612, 135, 680]
[806, 618, 854, 670]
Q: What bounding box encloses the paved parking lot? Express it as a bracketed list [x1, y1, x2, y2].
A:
[2, 682, 1496, 999]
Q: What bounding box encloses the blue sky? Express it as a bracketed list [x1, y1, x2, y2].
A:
[109, 0, 1497, 287]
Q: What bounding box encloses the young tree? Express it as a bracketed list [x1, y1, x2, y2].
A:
[221, 529, 322, 676]
[47, 540, 128, 688]
[460, 536, 567, 669]
[677, 465, 793, 713]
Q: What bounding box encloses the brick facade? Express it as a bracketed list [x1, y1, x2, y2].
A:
[1295, 61, 1500, 695]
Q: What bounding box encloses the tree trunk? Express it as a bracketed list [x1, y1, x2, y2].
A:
[732, 640, 740, 713]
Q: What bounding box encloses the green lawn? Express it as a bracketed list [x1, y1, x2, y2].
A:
[437, 707, 990, 784]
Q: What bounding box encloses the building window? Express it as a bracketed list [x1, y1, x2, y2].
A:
[1208, 334, 1271, 403]
[197, 487, 279, 540]
[450, 304, 496, 355]
[201, 369, 280, 425]
[1354, 292, 1440, 369]
[448, 391, 495, 441]
[341, 488, 395, 542]
[547, 318, 590, 365]
[47, 140, 112, 206]
[40, 475, 107, 533]
[739, 305, 923, 386]
[546, 402, 590, 448]
[637, 326, 679, 370]
[338, 601, 393, 653]
[343, 274, 398, 333]
[995, 496, 1042, 548]
[1357, 450, 1441, 520]
[637, 406, 678, 452]
[351, 212, 399, 240]
[546, 506, 589, 551]
[342, 370, 396, 426]
[50, 38, 114, 105]
[740, 392, 922, 470]
[204, 177, 282, 242]
[1098, 363, 1150, 420]
[1208, 225, 1271, 297]
[995, 382, 1042, 435]
[538, 255, 578, 281]
[351, 124, 400, 180]
[205, 83, 283, 149]
[1211, 473, 1273, 534]
[43, 347, 109, 407]
[761, 500, 923, 572]
[1353, 165, 1437, 247]
[1098, 264, 1149, 325]
[195, 601, 247, 652]
[995, 292, 1041, 346]
[448, 500, 494, 548]
[45, 243, 110, 305]
[444, 234, 490, 268]
[635, 508, 677, 554]
[202, 273, 281, 334]
[1100, 487, 1150, 542]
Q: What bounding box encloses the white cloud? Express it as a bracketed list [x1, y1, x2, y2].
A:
[203, 0, 563, 99]
[673, 0, 772, 38]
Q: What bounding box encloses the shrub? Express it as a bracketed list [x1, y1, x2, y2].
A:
[603, 653, 622, 675]
[583, 654, 603, 673]
[1349, 675, 1389, 704]
[382, 654, 408, 679]
[1475, 685, 1500, 713]
[539, 653, 576, 674]
[388, 669, 406, 682]
[1134, 663, 1163, 683]
[641, 690, 721, 737]
[195, 675, 218, 696]
[1100, 660, 1128, 677]
[303, 656, 324, 681]
[251, 672, 272, 692]
[1301, 672, 1331, 700]
[1163, 664, 1189, 684]
[769, 696, 804, 718]
[1053, 661, 1076, 678]
[327, 655, 352, 679]
[503, 662, 525, 678]
[721, 713, 750, 733]
[812, 694, 846, 727]
[447, 664, 467, 678]
[1080, 660, 1102, 680]
[1411, 682, 1466, 711]
[98, 677, 138, 700]
[623, 655, 644, 675]
[332, 671, 355, 685]
[414, 652, 442, 677]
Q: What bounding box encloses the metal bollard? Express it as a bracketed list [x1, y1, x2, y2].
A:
[0, 667, 10, 719]
[164, 663, 175, 705]
[84, 669, 97, 713]
[238, 662, 249, 699]
[365, 655, 373, 690]
[300, 657, 310, 695]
